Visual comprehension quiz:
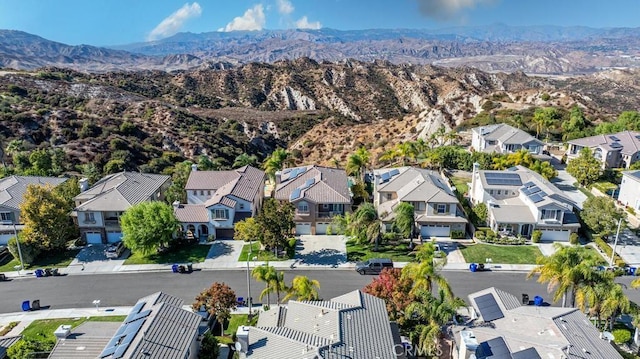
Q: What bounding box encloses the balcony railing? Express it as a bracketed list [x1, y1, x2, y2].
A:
[317, 211, 343, 218]
[105, 219, 120, 226]
[296, 211, 310, 216]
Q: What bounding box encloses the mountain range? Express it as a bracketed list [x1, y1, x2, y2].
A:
[2, 25, 640, 74]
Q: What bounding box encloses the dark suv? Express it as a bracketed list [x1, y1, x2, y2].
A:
[105, 241, 125, 259]
[355, 258, 394, 275]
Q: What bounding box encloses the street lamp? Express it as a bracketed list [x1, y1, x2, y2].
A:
[246, 239, 253, 318]
[609, 218, 623, 267]
[93, 300, 101, 311]
[12, 223, 24, 275]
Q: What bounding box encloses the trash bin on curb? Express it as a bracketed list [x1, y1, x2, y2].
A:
[522, 294, 529, 305]
[187, 263, 193, 272]
[21, 300, 30, 311]
[478, 263, 485, 271]
[32, 300, 40, 310]
[469, 263, 478, 272]
[178, 265, 186, 273]
[34, 269, 44, 278]
[533, 295, 543, 306]
[171, 264, 179, 273]
[630, 267, 637, 276]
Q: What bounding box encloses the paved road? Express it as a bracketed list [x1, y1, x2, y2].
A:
[3, 270, 640, 314]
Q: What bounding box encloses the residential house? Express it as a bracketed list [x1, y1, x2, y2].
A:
[95, 292, 200, 359]
[470, 165, 580, 241]
[0, 175, 68, 245]
[453, 287, 622, 359]
[0, 336, 21, 359]
[471, 123, 544, 155]
[567, 130, 640, 169]
[237, 290, 403, 359]
[72, 172, 171, 244]
[618, 170, 640, 212]
[274, 165, 351, 235]
[373, 167, 468, 238]
[179, 165, 265, 239]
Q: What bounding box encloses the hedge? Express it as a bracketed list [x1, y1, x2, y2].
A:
[594, 236, 626, 267]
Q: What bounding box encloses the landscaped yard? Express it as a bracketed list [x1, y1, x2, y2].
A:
[346, 240, 417, 262]
[237, 242, 291, 262]
[450, 176, 470, 196]
[0, 249, 80, 272]
[124, 243, 211, 265]
[215, 314, 258, 345]
[459, 243, 543, 264]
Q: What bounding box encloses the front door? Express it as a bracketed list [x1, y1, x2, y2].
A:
[520, 224, 531, 236]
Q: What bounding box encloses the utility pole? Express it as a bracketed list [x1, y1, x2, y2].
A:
[246, 239, 253, 318]
[609, 218, 623, 267]
[12, 223, 24, 275]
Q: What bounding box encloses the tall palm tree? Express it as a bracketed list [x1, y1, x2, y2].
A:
[402, 243, 453, 299]
[350, 203, 383, 250]
[346, 147, 371, 183]
[263, 148, 291, 182]
[444, 130, 461, 146]
[233, 153, 258, 168]
[394, 202, 415, 242]
[283, 275, 320, 301]
[270, 271, 287, 303]
[252, 264, 276, 307]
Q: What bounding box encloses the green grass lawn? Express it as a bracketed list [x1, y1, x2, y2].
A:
[0, 249, 80, 272]
[459, 243, 543, 264]
[237, 242, 290, 262]
[215, 314, 259, 345]
[573, 182, 595, 199]
[124, 243, 211, 265]
[346, 240, 417, 262]
[450, 176, 470, 196]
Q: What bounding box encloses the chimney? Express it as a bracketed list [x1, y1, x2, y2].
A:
[172, 201, 181, 209]
[236, 326, 249, 353]
[191, 164, 198, 172]
[79, 178, 89, 192]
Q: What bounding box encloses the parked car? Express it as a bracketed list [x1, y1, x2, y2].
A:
[355, 258, 393, 275]
[105, 241, 125, 259]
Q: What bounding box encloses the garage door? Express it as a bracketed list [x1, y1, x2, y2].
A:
[216, 229, 235, 240]
[315, 223, 330, 235]
[106, 231, 123, 243]
[86, 232, 102, 244]
[296, 223, 311, 235]
[420, 225, 450, 239]
[0, 233, 13, 245]
[540, 229, 570, 242]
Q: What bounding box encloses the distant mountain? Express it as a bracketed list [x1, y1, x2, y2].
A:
[2, 26, 640, 74]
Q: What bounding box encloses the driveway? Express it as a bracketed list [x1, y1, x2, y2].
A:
[613, 228, 640, 266]
[550, 169, 588, 209]
[296, 235, 348, 266]
[66, 244, 128, 274]
[200, 240, 245, 269]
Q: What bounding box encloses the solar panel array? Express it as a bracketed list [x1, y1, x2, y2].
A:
[475, 337, 512, 359]
[520, 183, 548, 204]
[610, 142, 623, 148]
[379, 169, 401, 184]
[290, 188, 302, 200]
[610, 135, 620, 141]
[484, 172, 522, 186]
[100, 301, 151, 358]
[474, 293, 504, 322]
[290, 177, 316, 201]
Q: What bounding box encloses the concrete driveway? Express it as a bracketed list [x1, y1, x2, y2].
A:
[66, 244, 128, 274]
[613, 228, 640, 266]
[550, 169, 588, 209]
[296, 235, 348, 266]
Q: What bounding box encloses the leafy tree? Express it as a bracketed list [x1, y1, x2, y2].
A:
[28, 149, 52, 175]
[192, 282, 237, 336]
[529, 160, 558, 180]
[562, 106, 588, 141]
[8, 235, 40, 266]
[198, 155, 222, 171]
[283, 275, 320, 301]
[199, 332, 220, 359]
[7, 338, 54, 359]
[580, 196, 625, 239]
[566, 147, 602, 187]
[349, 203, 383, 250]
[350, 180, 369, 205]
[393, 202, 415, 241]
[120, 201, 180, 255]
[532, 107, 559, 140]
[256, 198, 294, 255]
[472, 203, 488, 225]
[363, 268, 414, 325]
[80, 163, 102, 185]
[53, 176, 80, 209]
[234, 217, 263, 242]
[104, 159, 126, 174]
[165, 160, 193, 204]
[20, 183, 78, 251]
[4, 139, 24, 157]
[233, 153, 258, 168]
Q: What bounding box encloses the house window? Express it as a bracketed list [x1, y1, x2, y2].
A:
[239, 203, 245, 210]
[193, 191, 197, 195]
[497, 190, 502, 195]
[298, 202, 309, 213]
[200, 190, 204, 195]
[335, 204, 344, 212]
[489, 190, 494, 195]
[436, 204, 448, 214]
[0, 212, 12, 222]
[212, 209, 229, 220]
[541, 210, 560, 221]
[385, 193, 393, 201]
[84, 212, 95, 223]
[207, 190, 211, 195]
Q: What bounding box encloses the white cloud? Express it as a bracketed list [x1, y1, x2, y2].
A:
[147, 2, 202, 41]
[222, 4, 266, 32]
[295, 16, 322, 30]
[277, 0, 294, 15]
[415, 0, 495, 20]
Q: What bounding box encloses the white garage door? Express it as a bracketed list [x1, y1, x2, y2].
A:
[107, 231, 123, 243]
[86, 232, 102, 244]
[0, 233, 14, 245]
[540, 229, 570, 242]
[421, 225, 450, 238]
[315, 223, 330, 235]
[296, 223, 311, 235]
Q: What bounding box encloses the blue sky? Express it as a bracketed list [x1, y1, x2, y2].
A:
[0, 0, 638, 46]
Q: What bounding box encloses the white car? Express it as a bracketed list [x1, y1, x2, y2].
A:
[104, 241, 125, 259]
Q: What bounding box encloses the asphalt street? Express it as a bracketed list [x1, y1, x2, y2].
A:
[2, 270, 640, 314]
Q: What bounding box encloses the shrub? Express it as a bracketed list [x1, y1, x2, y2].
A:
[569, 232, 579, 245]
[7, 236, 40, 265]
[474, 230, 485, 240]
[613, 328, 632, 344]
[199, 331, 220, 359]
[594, 236, 627, 267]
[451, 230, 466, 239]
[532, 230, 542, 243]
[541, 93, 551, 101]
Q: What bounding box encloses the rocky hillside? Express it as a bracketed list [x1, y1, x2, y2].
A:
[0, 61, 639, 173]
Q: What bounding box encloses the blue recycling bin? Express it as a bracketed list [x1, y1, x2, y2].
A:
[469, 263, 478, 272]
[533, 295, 543, 306]
[630, 267, 637, 276]
[34, 269, 44, 278]
[171, 264, 179, 273]
[21, 300, 30, 311]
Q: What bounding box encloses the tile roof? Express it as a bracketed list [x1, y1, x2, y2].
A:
[174, 204, 209, 223]
[474, 124, 543, 152]
[274, 166, 351, 204]
[553, 309, 623, 359]
[247, 290, 398, 359]
[0, 335, 20, 359]
[49, 322, 121, 359]
[0, 176, 67, 210]
[189, 166, 265, 206]
[74, 172, 170, 212]
[99, 291, 201, 359]
[568, 130, 640, 156]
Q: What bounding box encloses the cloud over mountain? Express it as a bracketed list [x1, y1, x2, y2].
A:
[147, 2, 202, 41]
[277, 0, 294, 15]
[415, 0, 495, 20]
[295, 16, 322, 29]
[221, 4, 266, 31]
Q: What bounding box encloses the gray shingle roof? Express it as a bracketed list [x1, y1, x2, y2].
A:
[174, 204, 209, 223]
[274, 166, 351, 204]
[186, 166, 265, 204]
[74, 172, 170, 212]
[0, 176, 67, 210]
[49, 322, 121, 359]
[569, 130, 640, 156]
[474, 124, 543, 151]
[247, 290, 398, 359]
[554, 309, 623, 359]
[0, 335, 20, 359]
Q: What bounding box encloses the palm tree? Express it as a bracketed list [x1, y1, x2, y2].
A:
[396, 142, 417, 165]
[444, 130, 461, 146]
[394, 202, 415, 242]
[233, 153, 258, 168]
[4, 139, 24, 158]
[402, 243, 453, 299]
[350, 203, 383, 250]
[283, 275, 320, 301]
[252, 264, 276, 307]
[263, 148, 291, 182]
[346, 147, 371, 183]
[270, 270, 287, 303]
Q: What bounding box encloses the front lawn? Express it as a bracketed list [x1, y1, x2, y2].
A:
[215, 314, 258, 345]
[0, 249, 80, 272]
[237, 242, 290, 262]
[459, 243, 543, 264]
[346, 240, 417, 262]
[450, 176, 470, 196]
[124, 243, 211, 265]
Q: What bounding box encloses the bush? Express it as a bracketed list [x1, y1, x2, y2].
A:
[594, 236, 626, 267]
[451, 230, 466, 239]
[8, 236, 40, 266]
[532, 230, 542, 243]
[474, 230, 485, 240]
[287, 238, 297, 249]
[199, 331, 220, 359]
[569, 232, 579, 245]
[613, 328, 632, 344]
[7, 338, 54, 359]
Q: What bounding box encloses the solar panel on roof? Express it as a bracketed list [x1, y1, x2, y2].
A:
[380, 172, 391, 181]
[290, 188, 302, 200]
[289, 168, 299, 178]
[521, 187, 533, 195]
[125, 309, 151, 324]
[475, 337, 512, 359]
[123, 302, 145, 323]
[389, 169, 400, 176]
[610, 135, 620, 141]
[512, 347, 542, 359]
[474, 293, 504, 322]
[297, 167, 307, 175]
[611, 142, 622, 148]
[528, 193, 544, 203]
[484, 172, 522, 186]
[304, 178, 315, 188]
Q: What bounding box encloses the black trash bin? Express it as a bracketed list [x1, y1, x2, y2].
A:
[187, 263, 193, 272]
[0, 273, 6, 281]
[522, 294, 529, 305]
[178, 265, 186, 273]
[478, 263, 485, 271]
[44, 268, 52, 277]
[31, 300, 40, 310]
